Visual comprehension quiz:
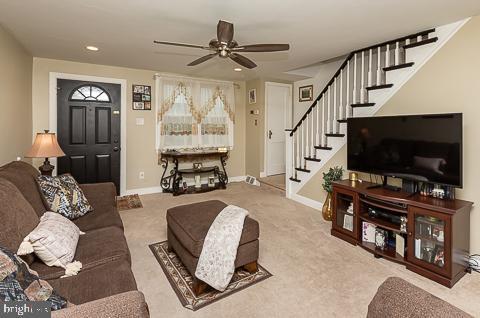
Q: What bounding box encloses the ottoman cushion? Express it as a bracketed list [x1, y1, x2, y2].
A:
[166, 200, 259, 258]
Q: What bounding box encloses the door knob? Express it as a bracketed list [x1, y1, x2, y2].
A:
[113, 147, 119, 152]
[269, 130, 272, 139]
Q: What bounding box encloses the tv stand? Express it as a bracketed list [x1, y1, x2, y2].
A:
[331, 179, 473, 288]
[366, 176, 401, 192]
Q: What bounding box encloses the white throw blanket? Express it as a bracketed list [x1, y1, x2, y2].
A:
[195, 205, 249, 292]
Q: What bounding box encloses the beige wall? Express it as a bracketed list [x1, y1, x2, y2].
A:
[32, 58, 246, 191]
[298, 17, 480, 252]
[0, 25, 32, 165]
[245, 78, 292, 178]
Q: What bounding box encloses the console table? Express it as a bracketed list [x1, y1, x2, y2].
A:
[159, 150, 228, 196]
[331, 179, 473, 287]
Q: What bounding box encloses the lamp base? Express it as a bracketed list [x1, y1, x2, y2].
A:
[39, 158, 54, 176]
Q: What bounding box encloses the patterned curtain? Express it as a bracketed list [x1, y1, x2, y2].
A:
[156, 75, 235, 150]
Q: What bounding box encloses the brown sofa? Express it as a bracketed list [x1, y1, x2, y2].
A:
[368, 277, 472, 317]
[0, 161, 149, 317]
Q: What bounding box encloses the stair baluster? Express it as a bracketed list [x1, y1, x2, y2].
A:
[368, 49, 373, 87]
[315, 100, 320, 148]
[395, 41, 400, 65]
[346, 59, 351, 118]
[360, 51, 365, 103]
[376, 46, 382, 86]
[339, 68, 344, 120]
[321, 97, 326, 146]
[333, 77, 337, 133]
[352, 53, 357, 105]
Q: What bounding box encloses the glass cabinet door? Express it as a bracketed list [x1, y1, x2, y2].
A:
[408, 206, 450, 277]
[333, 189, 356, 238]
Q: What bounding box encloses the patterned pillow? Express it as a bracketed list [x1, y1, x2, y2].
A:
[0, 245, 67, 310]
[37, 174, 93, 219]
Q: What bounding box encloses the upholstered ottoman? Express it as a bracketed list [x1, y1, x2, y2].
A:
[166, 200, 259, 295]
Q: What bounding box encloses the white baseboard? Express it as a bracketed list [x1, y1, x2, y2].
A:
[290, 193, 324, 210]
[123, 175, 246, 196]
[259, 172, 267, 178]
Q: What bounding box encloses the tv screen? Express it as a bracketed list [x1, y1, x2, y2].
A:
[347, 113, 462, 187]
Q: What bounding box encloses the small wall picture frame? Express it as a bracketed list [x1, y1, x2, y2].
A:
[208, 176, 215, 188]
[299, 85, 313, 102]
[248, 88, 257, 104]
[132, 84, 151, 110]
[193, 162, 203, 170]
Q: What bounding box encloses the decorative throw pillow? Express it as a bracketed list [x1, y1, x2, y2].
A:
[17, 212, 83, 277]
[0, 245, 67, 310]
[37, 174, 93, 219]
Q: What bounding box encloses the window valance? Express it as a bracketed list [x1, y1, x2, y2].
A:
[155, 75, 235, 151]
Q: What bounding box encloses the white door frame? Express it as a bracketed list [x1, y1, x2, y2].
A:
[48, 72, 127, 195]
[263, 81, 292, 177]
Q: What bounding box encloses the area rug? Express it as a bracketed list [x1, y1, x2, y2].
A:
[149, 241, 272, 311]
[116, 194, 143, 211]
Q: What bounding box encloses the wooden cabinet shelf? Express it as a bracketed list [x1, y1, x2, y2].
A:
[331, 179, 473, 288]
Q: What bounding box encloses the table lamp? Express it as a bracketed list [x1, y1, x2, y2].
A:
[25, 130, 65, 176]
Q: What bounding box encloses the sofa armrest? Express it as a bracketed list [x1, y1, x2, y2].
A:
[367, 277, 472, 318]
[52, 291, 149, 318]
[80, 182, 117, 206]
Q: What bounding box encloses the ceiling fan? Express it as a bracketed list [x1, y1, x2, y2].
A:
[154, 20, 290, 69]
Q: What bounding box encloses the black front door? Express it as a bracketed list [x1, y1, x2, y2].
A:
[57, 79, 121, 194]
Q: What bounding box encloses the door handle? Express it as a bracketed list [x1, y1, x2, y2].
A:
[113, 147, 120, 152]
[269, 130, 272, 139]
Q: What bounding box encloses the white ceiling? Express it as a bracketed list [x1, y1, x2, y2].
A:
[1, 0, 479, 81]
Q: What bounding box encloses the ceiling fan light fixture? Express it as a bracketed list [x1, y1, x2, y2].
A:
[85, 45, 99, 51]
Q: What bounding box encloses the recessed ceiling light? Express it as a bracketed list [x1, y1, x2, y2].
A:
[234, 68, 242, 72]
[85, 46, 99, 51]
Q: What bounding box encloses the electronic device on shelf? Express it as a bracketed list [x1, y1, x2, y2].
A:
[347, 113, 463, 197]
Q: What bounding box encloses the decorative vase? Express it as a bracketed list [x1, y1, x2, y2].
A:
[322, 192, 333, 221]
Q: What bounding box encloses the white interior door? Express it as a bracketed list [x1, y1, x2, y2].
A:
[266, 83, 291, 176]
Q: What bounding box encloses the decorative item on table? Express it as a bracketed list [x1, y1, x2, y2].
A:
[248, 88, 256, 104]
[346, 202, 354, 215]
[433, 226, 444, 242]
[25, 130, 66, 176]
[132, 84, 151, 110]
[349, 172, 358, 182]
[362, 222, 376, 243]
[433, 245, 445, 267]
[400, 216, 407, 233]
[322, 166, 344, 221]
[208, 176, 215, 188]
[194, 175, 201, 189]
[193, 162, 203, 170]
[375, 228, 387, 250]
[299, 85, 313, 102]
[395, 234, 405, 257]
[343, 213, 353, 231]
[182, 181, 188, 191]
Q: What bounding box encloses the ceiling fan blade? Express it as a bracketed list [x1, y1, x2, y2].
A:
[154, 40, 210, 50]
[231, 44, 290, 52]
[187, 53, 218, 66]
[229, 53, 257, 69]
[217, 20, 234, 44]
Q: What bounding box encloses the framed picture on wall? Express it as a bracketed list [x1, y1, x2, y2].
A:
[299, 85, 313, 102]
[132, 84, 151, 110]
[248, 88, 256, 104]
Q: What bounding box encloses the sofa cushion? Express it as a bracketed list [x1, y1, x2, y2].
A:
[20, 212, 82, 269]
[47, 258, 137, 304]
[31, 226, 131, 280]
[0, 178, 40, 252]
[37, 174, 93, 220]
[166, 200, 259, 258]
[0, 246, 67, 310]
[0, 161, 47, 216]
[73, 183, 124, 231]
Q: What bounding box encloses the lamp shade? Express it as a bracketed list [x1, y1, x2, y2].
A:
[25, 130, 65, 158]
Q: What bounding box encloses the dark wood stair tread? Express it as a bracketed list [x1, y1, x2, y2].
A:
[337, 118, 348, 123]
[351, 103, 375, 108]
[404, 37, 438, 49]
[315, 145, 333, 150]
[384, 62, 414, 72]
[325, 133, 345, 137]
[295, 167, 311, 173]
[289, 177, 301, 183]
[304, 157, 321, 162]
[366, 84, 394, 91]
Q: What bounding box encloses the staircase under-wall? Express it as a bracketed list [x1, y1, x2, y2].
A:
[285, 19, 468, 207]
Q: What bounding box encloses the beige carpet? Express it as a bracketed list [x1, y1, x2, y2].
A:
[120, 182, 480, 317]
[259, 174, 286, 191]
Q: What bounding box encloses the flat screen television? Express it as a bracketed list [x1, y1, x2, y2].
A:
[347, 113, 463, 187]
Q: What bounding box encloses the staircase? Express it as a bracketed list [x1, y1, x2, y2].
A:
[285, 20, 467, 204]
